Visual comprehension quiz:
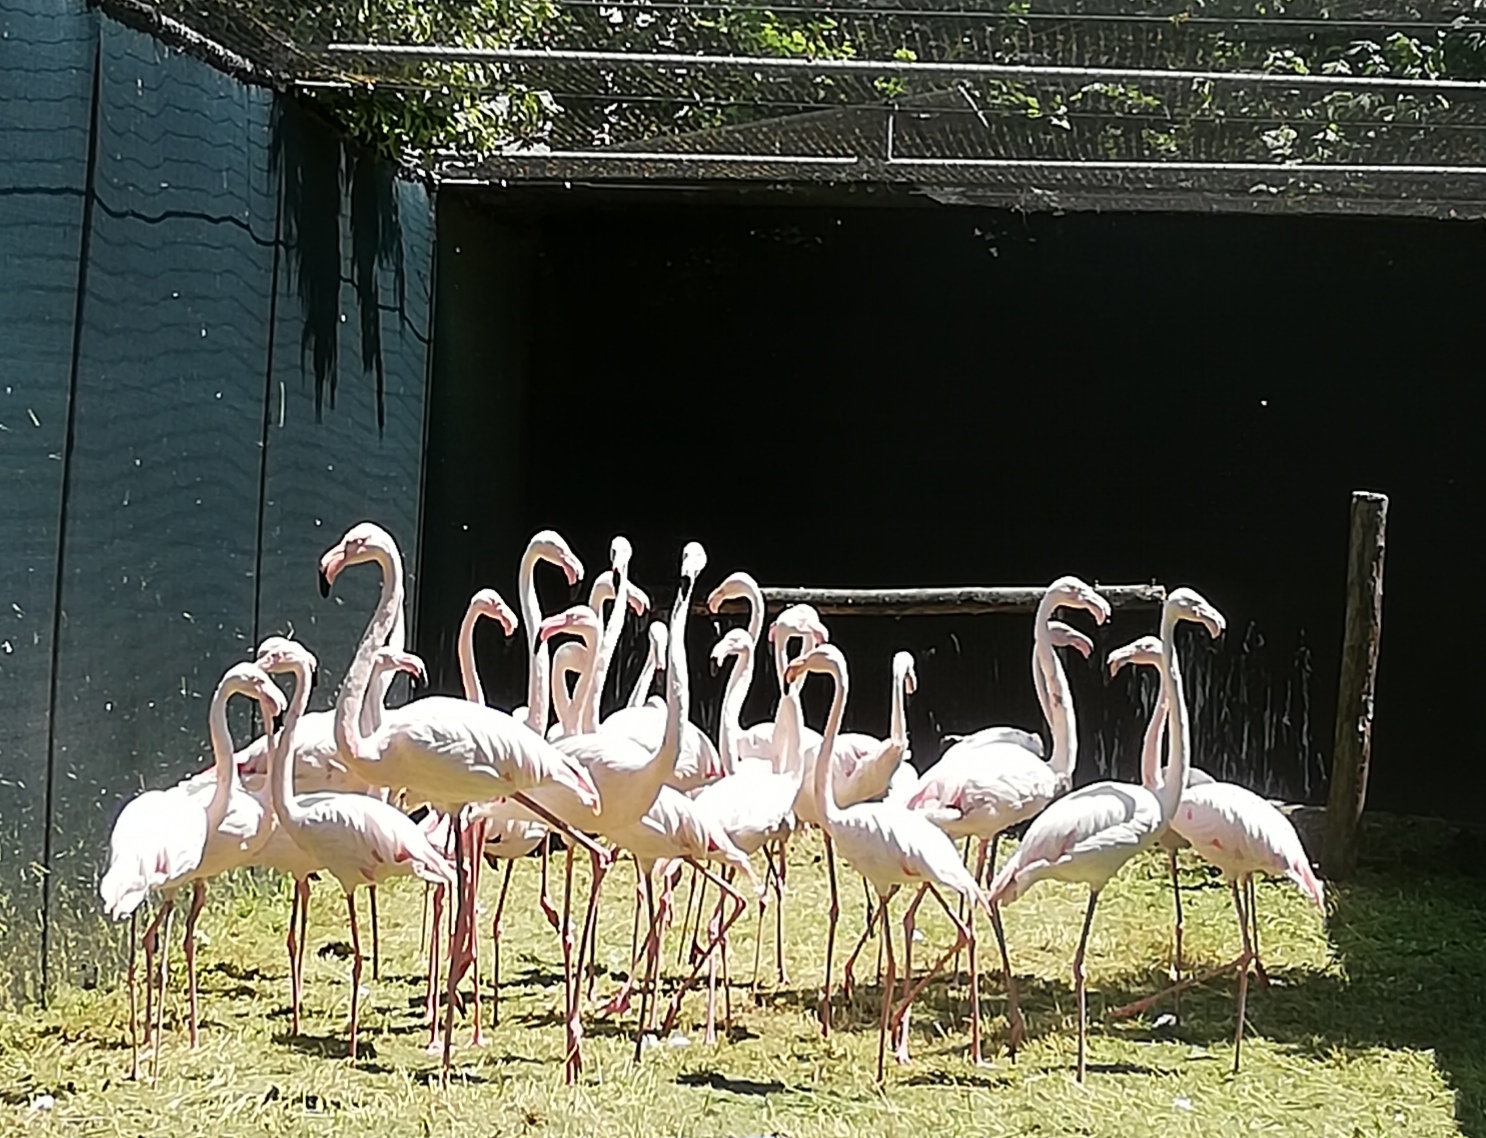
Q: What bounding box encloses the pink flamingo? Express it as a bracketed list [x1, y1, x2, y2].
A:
[255, 636, 456, 1060]
[320, 521, 603, 1081]
[1102, 637, 1324, 1070]
[510, 530, 585, 738]
[786, 644, 990, 1079]
[99, 662, 287, 1079]
[626, 622, 667, 709]
[986, 587, 1226, 1082]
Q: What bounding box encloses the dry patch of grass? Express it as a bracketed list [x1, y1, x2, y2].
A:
[1, 818, 1479, 1137]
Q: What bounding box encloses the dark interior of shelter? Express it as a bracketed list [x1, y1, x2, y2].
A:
[416, 189, 1482, 822]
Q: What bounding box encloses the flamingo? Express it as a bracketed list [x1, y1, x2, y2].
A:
[319, 521, 603, 1080]
[254, 636, 456, 1059]
[1102, 637, 1324, 1069]
[986, 587, 1226, 1081]
[691, 626, 805, 995]
[99, 662, 287, 1079]
[786, 644, 990, 1078]
[509, 529, 585, 736]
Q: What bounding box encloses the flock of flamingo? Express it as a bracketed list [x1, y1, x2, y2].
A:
[99, 521, 1325, 1088]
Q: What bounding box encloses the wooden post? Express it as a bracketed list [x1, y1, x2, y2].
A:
[1323, 491, 1389, 879]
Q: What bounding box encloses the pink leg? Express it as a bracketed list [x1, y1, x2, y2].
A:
[774, 836, 789, 986]
[424, 884, 445, 1051]
[369, 885, 381, 982]
[891, 886, 974, 1067]
[1072, 891, 1099, 1083]
[659, 863, 749, 1037]
[874, 892, 895, 1083]
[1248, 876, 1270, 989]
[127, 910, 140, 1082]
[183, 881, 206, 1050]
[1233, 878, 1255, 1074]
[567, 847, 610, 1083]
[440, 810, 469, 1082]
[346, 891, 364, 1061]
[631, 868, 660, 1063]
[841, 908, 878, 1000]
[151, 901, 174, 1083]
[139, 902, 169, 1049]
[990, 902, 1023, 1059]
[286, 878, 309, 1036]
[1170, 849, 1185, 1017]
[821, 832, 839, 1037]
[490, 858, 515, 1028]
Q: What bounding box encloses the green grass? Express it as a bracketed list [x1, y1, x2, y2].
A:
[2, 815, 1482, 1137]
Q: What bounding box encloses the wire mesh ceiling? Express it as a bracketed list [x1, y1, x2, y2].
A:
[103, 0, 1486, 217]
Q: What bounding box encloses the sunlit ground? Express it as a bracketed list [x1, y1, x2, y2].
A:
[2, 814, 1480, 1137]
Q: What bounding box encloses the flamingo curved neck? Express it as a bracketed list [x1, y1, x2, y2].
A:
[811, 663, 848, 829]
[458, 605, 485, 706]
[334, 545, 403, 767]
[1156, 607, 1191, 818]
[739, 578, 765, 658]
[565, 628, 602, 736]
[655, 573, 697, 782]
[889, 662, 910, 750]
[1138, 676, 1168, 791]
[205, 686, 239, 829]
[626, 645, 658, 709]
[585, 556, 632, 733]
[518, 546, 552, 737]
[718, 643, 754, 771]
[362, 602, 404, 737]
[269, 661, 313, 830]
[1032, 593, 1076, 783]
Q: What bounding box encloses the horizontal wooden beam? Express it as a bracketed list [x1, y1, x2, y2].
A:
[698, 583, 1165, 618]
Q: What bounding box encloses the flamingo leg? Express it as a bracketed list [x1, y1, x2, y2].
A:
[774, 836, 789, 986]
[489, 858, 515, 1029]
[139, 901, 169, 1049]
[465, 817, 484, 1048]
[966, 892, 984, 1067]
[628, 856, 642, 967]
[424, 884, 445, 1051]
[1248, 876, 1270, 988]
[990, 902, 1023, 1059]
[1072, 890, 1099, 1083]
[892, 884, 927, 1065]
[286, 878, 307, 1036]
[841, 904, 878, 1000]
[440, 809, 468, 1082]
[557, 844, 577, 1085]
[346, 891, 364, 1061]
[1233, 878, 1255, 1074]
[538, 836, 559, 934]
[151, 901, 174, 1083]
[750, 852, 771, 998]
[1170, 849, 1184, 1018]
[658, 862, 748, 1038]
[183, 881, 206, 1050]
[568, 847, 610, 1083]
[295, 879, 310, 1030]
[675, 863, 699, 967]
[874, 892, 896, 1084]
[821, 831, 839, 1037]
[953, 837, 974, 980]
[632, 868, 658, 1063]
[127, 910, 139, 1082]
[369, 885, 380, 981]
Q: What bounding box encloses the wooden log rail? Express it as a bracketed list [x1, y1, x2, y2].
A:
[699, 583, 1166, 618]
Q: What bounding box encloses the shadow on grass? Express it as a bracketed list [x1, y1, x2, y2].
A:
[676, 1070, 786, 1096]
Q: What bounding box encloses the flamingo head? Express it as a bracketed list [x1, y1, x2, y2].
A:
[220, 661, 288, 729]
[710, 627, 753, 672]
[893, 650, 918, 696]
[374, 648, 427, 685]
[783, 642, 847, 689]
[254, 636, 318, 681]
[679, 541, 708, 585]
[769, 604, 830, 649]
[1048, 620, 1095, 660]
[1167, 588, 1227, 641]
[527, 529, 584, 587]
[608, 534, 634, 576]
[1106, 635, 1162, 677]
[468, 588, 519, 637]
[538, 605, 602, 646]
[706, 570, 762, 615]
[319, 522, 397, 596]
[1045, 575, 1111, 626]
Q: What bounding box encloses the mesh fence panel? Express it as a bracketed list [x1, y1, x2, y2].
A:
[105, 0, 1486, 213]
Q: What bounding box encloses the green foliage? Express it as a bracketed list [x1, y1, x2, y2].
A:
[177, 0, 1486, 169]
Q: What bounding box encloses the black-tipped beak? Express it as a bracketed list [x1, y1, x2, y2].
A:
[317, 568, 330, 598]
[709, 655, 720, 678]
[272, 709, 286, 732]
[309, 668, 319, 693]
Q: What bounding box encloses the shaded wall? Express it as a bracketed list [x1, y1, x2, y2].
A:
[0, 2, 433, 1002]
[422, 191, 1480, 824]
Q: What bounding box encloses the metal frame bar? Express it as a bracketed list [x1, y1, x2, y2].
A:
[322, 43, 1486, 95]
